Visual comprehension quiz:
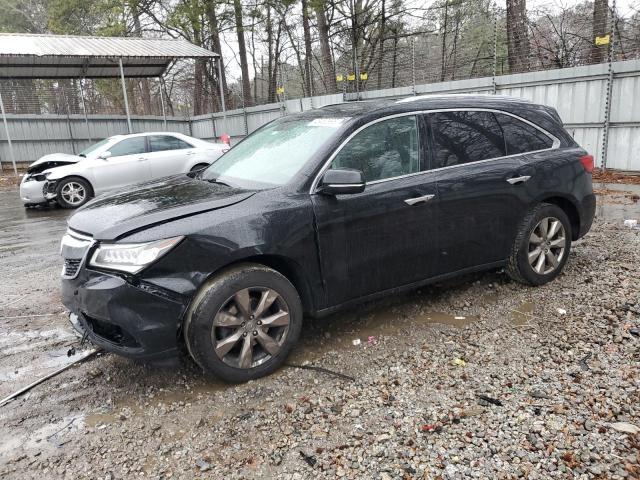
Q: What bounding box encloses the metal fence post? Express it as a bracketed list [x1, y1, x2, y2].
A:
[158, 77, 167, 131]
[601, 0, 617, 171]
[118, 58, 133, 134]
[0, 90, 17, 175]
[216, 57, 228, 135]
[79, 78, 92, 143]
[492, 6, 498, 94]
[411, 37, 416, 95]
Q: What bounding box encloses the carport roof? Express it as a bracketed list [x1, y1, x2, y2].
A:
[0, 33, 219, 79]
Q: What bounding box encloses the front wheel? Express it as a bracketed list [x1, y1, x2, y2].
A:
[184, 264, 303, 382]
[56, 177, 92, 209]
[506, 203, 572, 286]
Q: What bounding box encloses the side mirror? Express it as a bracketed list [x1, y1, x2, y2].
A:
[319, 168, 365, 195]
[99, 151, 112, 160]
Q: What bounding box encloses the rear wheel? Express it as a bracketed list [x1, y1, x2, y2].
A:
[184, 264, 302, 382]
[506, 203, 572, 286]
[56, 177, 92, 209]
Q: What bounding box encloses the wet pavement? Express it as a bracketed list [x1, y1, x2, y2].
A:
[0, 181, 639, 476]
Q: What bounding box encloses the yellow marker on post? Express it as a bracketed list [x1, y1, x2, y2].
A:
[595, 34, 610, 46]
[336, 74, 344, 82]
[360, 72, 368, 80]
[276, 86, 285, 94]
[347, 74, 356, 81]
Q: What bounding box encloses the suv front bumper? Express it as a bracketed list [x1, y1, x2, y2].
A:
[61, 268, 188, 360]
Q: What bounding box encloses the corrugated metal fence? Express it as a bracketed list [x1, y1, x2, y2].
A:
[1, 59, 639, 171]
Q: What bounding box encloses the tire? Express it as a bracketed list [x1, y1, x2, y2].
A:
[190, 163, 209, 172]
[56, 177, 92, 209]
[184, 263, 303, 383]
[506, 203, 572, 286]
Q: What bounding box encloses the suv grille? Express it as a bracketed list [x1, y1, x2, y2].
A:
[63, 258, 82, 277]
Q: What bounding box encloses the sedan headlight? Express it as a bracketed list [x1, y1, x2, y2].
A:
[89, 236, 184, 274]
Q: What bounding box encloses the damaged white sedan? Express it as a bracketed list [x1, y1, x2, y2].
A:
[20, 132, 229, 208]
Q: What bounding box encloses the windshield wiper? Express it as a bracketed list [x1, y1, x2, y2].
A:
[204, 177, 232, 188]
[78, 154, 86, 158]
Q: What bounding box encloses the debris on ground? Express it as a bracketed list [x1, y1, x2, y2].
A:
[476, 394, 503, 406]
[610, 422, 640, 435]
[351, 338, 361, 346]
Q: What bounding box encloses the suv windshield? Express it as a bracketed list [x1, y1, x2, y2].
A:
[201, 117, 347, 189]
[79, 138, 111, 157]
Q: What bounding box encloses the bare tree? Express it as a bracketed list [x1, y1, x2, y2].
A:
[233, 0, 253, 106]
[506, 0, 530, 72]
[590, 0, 608, 64]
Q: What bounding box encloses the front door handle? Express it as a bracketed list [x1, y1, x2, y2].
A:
[507, 175, 531, 185]
[404, 194, 435, 206]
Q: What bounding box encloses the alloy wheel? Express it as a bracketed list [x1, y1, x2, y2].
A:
[211, 287, 290, 369]
[527, 216, 567, 275]
[60, 182, 86, 206]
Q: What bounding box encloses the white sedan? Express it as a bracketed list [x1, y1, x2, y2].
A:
[20, 132, 229, 208]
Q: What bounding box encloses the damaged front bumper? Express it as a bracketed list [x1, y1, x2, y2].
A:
[61, 268, 189, 360]
[19, 176, 48, 205]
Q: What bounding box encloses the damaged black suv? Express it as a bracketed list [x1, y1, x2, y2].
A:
[61, 95, 596, 382]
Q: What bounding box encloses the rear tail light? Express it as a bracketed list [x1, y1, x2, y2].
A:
[580, 154, 594, 173]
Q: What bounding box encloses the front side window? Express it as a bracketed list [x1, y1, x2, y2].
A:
[149, 135, 192, 152]
[330, 115, 421, 182]
[494, 113, 553, 154]
[108, 137, 146, 157]
[202, 116, 346, 189]
[428, 111, 505, 169]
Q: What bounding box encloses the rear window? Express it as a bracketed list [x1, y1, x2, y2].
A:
[428, 111, 505, 168]
[494, 113, 553, 154]
[149, 135, 193, 152]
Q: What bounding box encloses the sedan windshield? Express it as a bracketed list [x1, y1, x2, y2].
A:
[79, 138, 111, 157]
[201, 117, 347, 189]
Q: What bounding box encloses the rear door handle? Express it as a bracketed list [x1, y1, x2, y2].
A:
[507, 175, 531, 185]
[404, 194, 435, 206]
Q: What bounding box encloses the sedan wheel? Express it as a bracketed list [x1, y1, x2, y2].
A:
[61, 182, 86, 206]
[184, 264, 303, 382]
[212, 287, 291, 369]
[506, 203, 572, 286]
[56, 177, 92, 209]
[527, 217, 566, 275]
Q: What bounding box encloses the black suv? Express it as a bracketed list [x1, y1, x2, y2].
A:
[60, 95, 596, 382]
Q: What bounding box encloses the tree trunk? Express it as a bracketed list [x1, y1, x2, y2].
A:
[233, 0, 253, 107]
[506, 0, 530, 73]
[132, 7, 152, 114]
[590, 0, 608, 64]
[193, 58, 206, 115]
[206, 1, 229, 110]
[301, 0, 313, 96]
[376, 0, 386, 89]
[315, 2, 336, 93]
[440, 0, 448, 81]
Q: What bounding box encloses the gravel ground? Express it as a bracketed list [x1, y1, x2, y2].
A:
[0, 184, 639, 479]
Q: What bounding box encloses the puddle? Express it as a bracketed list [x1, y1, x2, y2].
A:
[511, 301, 535, 325]
[0, 414, 85, 458]
[293, 303, 478, 364]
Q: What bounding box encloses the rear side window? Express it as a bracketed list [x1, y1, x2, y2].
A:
[331, 115, 421, 182]
[428, 111, 505, 169]
[149, 135, 193, 152]
[109, 137, 146, 157]
[494, 113, 553, 154]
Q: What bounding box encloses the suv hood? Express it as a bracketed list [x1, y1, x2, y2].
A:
[27, 153, 83, 174]
[68, 175, 256, 241]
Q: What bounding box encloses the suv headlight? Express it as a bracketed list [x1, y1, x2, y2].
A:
[89, 236, 183, 274]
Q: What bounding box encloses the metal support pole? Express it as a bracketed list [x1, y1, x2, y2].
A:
[158, 77, 167, 131]
[216, 57, 228, 136]
[411, 37, 416, 95]
[63, 89, 76, 155]
[119, 58, 132, 134]
[78, 78, 92, 143]
[601, 0, 617, 172]
[0, 90, 17, 175]
[492, 5, 498, 94]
